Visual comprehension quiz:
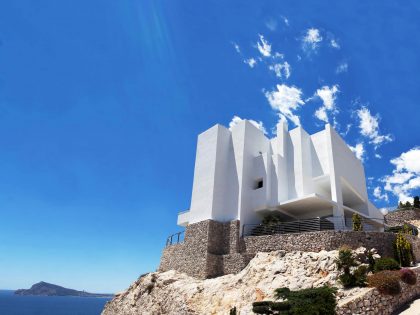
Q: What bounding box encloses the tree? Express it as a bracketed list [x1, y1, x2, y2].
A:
[405, 201, 412, 208]
[399, 201, 404, 209]
[413, 196, 420, 209]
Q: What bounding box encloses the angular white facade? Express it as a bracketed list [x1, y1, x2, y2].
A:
[178, 120, 384, 233]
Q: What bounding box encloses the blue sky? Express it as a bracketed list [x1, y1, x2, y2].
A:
[0, 0, 420, 292]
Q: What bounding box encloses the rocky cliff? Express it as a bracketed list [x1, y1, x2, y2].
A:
[102, 249, 369, 315]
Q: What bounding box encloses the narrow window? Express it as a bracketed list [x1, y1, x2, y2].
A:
[255, 178, 263, 189]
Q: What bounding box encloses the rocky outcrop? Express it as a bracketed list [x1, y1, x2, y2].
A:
[385, 209, 420, 227]
[102, 249, 368, 315]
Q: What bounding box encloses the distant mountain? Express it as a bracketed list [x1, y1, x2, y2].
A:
[14, 282, 113, 297]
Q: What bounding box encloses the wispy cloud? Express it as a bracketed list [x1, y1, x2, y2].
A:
[265, 19, 277, 31]
[336, 62, 348, 74]
[302, 28, 322, 51]
[256, 34, 272, 57]
[229, 115, 267, 134]
[269, 62, 291, 79]
[381, 147, 420, 203]
[373, 186, 389, 202]
[313, 85, 339, 124]
[349, 142, 365, 161]
[356, 106, 393, 149]
[330, 39, 340, 49]
[264, 84, 305, 126]
[232, 42, 241, 53]
[244, 58, 257, 68]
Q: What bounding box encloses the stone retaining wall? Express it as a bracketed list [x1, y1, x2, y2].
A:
[337, 266, 420, 315]
[159, 220, 420, 279]
[243, 231, 396, 258]
[385, 209, 420, 226]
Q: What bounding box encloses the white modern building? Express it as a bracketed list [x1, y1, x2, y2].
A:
[178, 120, 384, 233]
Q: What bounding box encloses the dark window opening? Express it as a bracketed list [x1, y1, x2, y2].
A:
[255, 179, 264, 189]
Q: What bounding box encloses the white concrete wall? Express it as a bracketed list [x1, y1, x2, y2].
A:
[310, 130, 330, 177]
[188, 124, 237, 224]
[180, 121, 383, 230]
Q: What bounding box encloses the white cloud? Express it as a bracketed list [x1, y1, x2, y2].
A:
[302, 28, 322, 51]
[313, 85, 339, 123]
[232, 42, 240, 53]
[264, 84, 305, 126]
[349, 142, 365, 161]
[375, 153, 382, 159]
[257, 34, 271, 57]
[341, 124, 352, 136]
[265, 19, 277, 31]
[282, 16, 289, 26]
[390, 147, 420, 173]
[382, 147, 420, 203]
[356, 106, 393, 149]
[269, 62, 291, 79]
[336, 62, 348, 73]
[229, 116, 267, 134]
[273, 52, 284, 59]
[330, 39, 340, 49]
[373, 187, 389, 202]
[244, 58, 257, 68]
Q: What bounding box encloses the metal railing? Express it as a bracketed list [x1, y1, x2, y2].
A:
[242, 216, 385, 237]
[165, 231, 185, 247]
[242, 217, 334, 236]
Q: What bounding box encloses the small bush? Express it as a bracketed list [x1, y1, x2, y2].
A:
[229, 306, 237, 315]
[339, 273, 356, 288]
[400, 269, 417, 285]
[367, 250, 376, 272]
[275, 286, 337, 315]
[352, 213, 363, 231]
[252, 301, 273, 314]
[336, 246, 360, 288]
[373, 257, 400, 273]
[253, 286, 337, 315]
[367, 271, 401, 295]
[394, 232, 414, 267]
[353, 265, 368, 287]
[270, 301, 291, 312]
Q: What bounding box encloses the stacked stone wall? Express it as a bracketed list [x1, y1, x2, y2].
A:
[385, 209, 420, 226]
[159, 220, 420, 279]
[337, 266, 420, 315]
[243, 231, 416, 259]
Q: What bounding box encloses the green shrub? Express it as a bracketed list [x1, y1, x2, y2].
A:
[338, 273, 356, 288]
[335, 247, 358, 273]
[262, 214, 282, 226]
[367, 271, 401, 295]
[353, 265, 368, 287]
[394, 232, 414, 267]
[270, 301, 291, 312]
[252, 301, 273, 314]
[335, 246, 360, 288]
[367, 250, 376, 272]
[252, 286, 337, 315]
[229, 306, 237, 315]
[352, 213, 363, 231]
[400, 268, 417, 285]
[374, 257, 401, 273]
[275, 286, 337, 315]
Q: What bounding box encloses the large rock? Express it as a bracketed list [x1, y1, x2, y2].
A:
[102, 249, 367, 315]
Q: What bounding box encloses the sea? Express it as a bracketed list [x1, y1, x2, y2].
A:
[0, 290, 112, 315]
